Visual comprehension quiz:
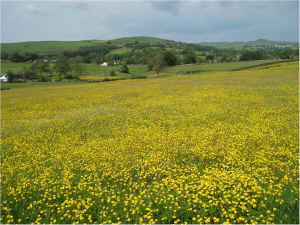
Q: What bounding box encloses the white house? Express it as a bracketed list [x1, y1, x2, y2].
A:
[0, 74, 8, 82]
[101, 62, 108, 66]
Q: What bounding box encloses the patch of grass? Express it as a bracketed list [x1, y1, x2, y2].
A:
[1, 40, 106, 55]
[0, 80, 87, 89]
[163, 60, 277, 73]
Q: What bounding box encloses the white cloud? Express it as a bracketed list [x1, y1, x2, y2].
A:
[1, 0, 298, 43]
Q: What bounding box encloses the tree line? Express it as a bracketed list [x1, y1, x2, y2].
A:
[6, 56, 84, 82]
[2, 46, 298, 65]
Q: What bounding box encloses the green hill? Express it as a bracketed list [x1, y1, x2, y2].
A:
[1, 37, 298, 56]
[198, 39, 298, 50]
[1, 40, 107, 55]
[109, 36, 176, 46]
[0, 36, 210, 56]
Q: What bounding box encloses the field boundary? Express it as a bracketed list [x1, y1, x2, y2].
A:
[230, 59, 296, 71]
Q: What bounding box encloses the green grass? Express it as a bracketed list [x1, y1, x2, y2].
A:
[82, 64, 148, 76]
[0, 80, 88, 90]
[1, 40, 106, 55]
[1, 61, 32, 73]
[1, 60, 290, 88]
[109, 47, 132, 55]
[163, 60, 277, 73]
[109, 36, 176, 46]
[198, 39, 298, 50]
[1, 36, 181, 55]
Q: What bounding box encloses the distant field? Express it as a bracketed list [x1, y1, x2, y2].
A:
[1, 61, 32, 73]
[1, 40, 106, 55]
[1, 61, 298, 224]
[198, 39, 299, 50]
[1, 60, 282, 77]
[163, 60, 277, 73]
[1, 80, 87, 90]
[0, 36, 178, 55]
[82, 64, 148, 76]
[109, 47, 132, 55]
[0, 60, 149, 76]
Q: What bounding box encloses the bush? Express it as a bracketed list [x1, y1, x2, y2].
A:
[120, 64, 129, 73]
[7, 71, 24, 82]
[110, 70, 117, 76]
[7, 71, 14, 83]
[240, 50, 265, 61]
[38, 75, 51, 82]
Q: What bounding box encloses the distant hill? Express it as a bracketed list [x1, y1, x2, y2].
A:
[0, 36, 209, 56]
[1, 36, 298, 57]
[1, 40, 106, 55]
[198, 39, 298, 50]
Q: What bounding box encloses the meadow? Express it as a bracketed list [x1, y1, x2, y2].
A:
[162, 60, 277, 73]
[1, 40, 106, 55]
[1, 59, 280, 75]
[1, 61, 299, 224]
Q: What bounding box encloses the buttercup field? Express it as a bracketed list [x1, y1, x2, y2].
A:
[1, 1, 299, 224]
[1, 61, 299, 224]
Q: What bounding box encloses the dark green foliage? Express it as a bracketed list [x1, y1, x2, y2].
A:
[29, 61, 52, 81]
[7, 70, 14, 83]
[55, 56, 71, 80]
[206, 55, 215, 62]
[10, 52, 25, 62]
[183, 50, 197, 64]
[240, 50, 265, 61]
[6, 70, 23, 82]
[110, 70, 117, 76]
[149, 51, 167, 75]
[69, 59, 84, 79]
[1, 37, 298, 69]
[163, 50, 178, 66]
[120, 64, 129, 73]
[275, 49, 299, 60]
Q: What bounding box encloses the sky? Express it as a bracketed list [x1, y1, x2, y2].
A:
[1, 0, 299, 43]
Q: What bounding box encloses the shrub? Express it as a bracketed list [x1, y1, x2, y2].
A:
[110, 70, 117, 76]
[120, 64, 129, 73]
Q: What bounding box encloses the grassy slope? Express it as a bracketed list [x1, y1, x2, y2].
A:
[1, 61, 32, 73]
[1, 60, 291, 89]
[1, 40, 106, 55]
[1, 62, 298, 224]
[199, 39, 298, 49]
[163, 60, 276, 73]
[109, 36, 176, 45]
[1, 37, 176, 55]
[0, 59, 279, 75]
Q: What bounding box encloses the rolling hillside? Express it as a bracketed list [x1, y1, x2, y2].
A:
[1, 36, 297, 58]
[1, 36, 206, 55]
[198, 39, 299, 50]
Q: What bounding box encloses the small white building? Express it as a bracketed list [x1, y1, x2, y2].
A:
[101, 62, 108, 66]
[0, 74, 8, 82]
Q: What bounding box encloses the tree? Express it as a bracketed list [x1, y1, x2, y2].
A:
[120, 64, 129, 73]
[110, 70, 117, 76]
[183, 50, 197, 64]
[10, 52, 25, 62]
[55, 56, 71, 80]
[163, 50, 178, 66]
[206, 55, 215, 63]
[149, 51, 166, 75]
[7, 70, 15, 83]
[69, 59, 84, 79]
[6, 71, 23, 82]
[240, 50, 265, 61]
[29, 61, 52, 81]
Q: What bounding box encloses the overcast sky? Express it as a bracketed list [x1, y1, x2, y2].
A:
[1, 0, 299, 43]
